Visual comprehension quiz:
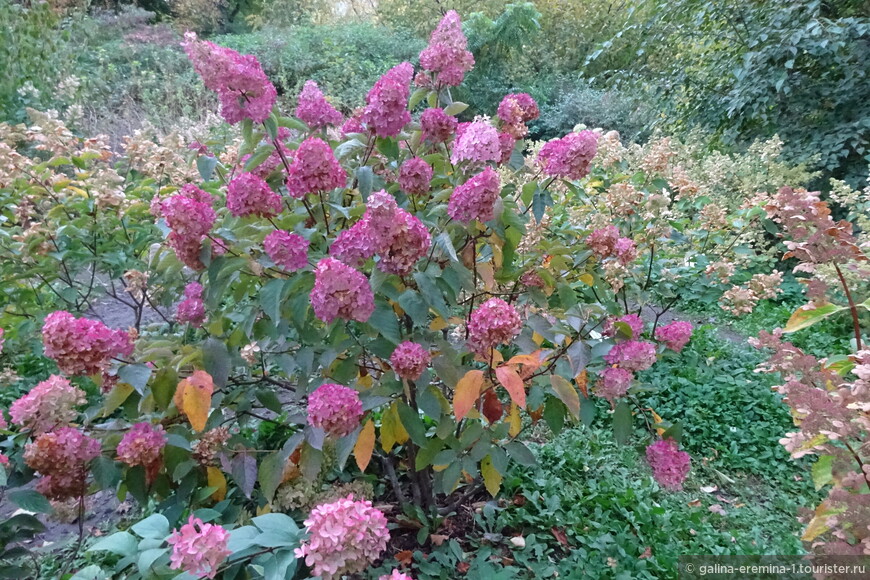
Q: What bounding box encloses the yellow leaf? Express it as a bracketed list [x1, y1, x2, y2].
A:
[802, 501, 841, 542]
[508, 403, 521, 437]
[256, 504, 272, 516]
[103, 382, 134, 417]
[532, 332, 544, 346]
[207, 467, 227, 502]
[478, 262, 495, 291]
[381, 402, 408, 452]
[579, 273, 594, 286]
[496, 366, 526, 409]
[357, 373, 373, 389]
[490, 235, 503, 269]
[784, 303, 845, 333]
[429, 317, 448, 331]
[174, 370, 213, 432]
[454, 370, 485, 420]
[481, 455, 502, 497]
[550, 375, 579, 420]
[354, 419, 375, 472]
[650, 409, 666, 437]
[574, 370, 589, 398]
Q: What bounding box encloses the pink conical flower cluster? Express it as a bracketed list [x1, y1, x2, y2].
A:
[154, 184, 216, 270]
[285, 137, 347, 198]
[176, 282, 206, 327]
[595, 367, 634, 402]
[9, 375, 86, 434]
[586, 226, 637, 265]
[310, 258, 375, 323]
[361, 62, 413, 138]
[418, 11, 474, 87]
[307, 384, 363, 437]
[497, 93, 539, 138]
[227, 172, 282, 218]
[420, 108, 457, 143]
[116, 422, 166, 471]
[451, 120, 501, 165]
[448, 166, 501, 223]
[603, 340, 657, 372]
[537, 130, 598, 180]
[390, 341, 430, 381]
[603, 314, 645, 340]
[182, 32, 277, 125]
[398, 157, 433, 196]
[167, 516, 231, 579]
[23, 427, 101, 500]
[331, 191, 430, 276]
[42, 311, 134, 376]
[646, 439, 691, 491]
[655, 321, 693, 353]
[264, 230, 309, 271]
[467, 298, 522, 355]
[295, 495, 390, 580]
[296, 80, 343, 129]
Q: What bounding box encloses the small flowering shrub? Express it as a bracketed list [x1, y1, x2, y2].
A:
[751, 187, 870, 556]
[0, 9, 828, 578]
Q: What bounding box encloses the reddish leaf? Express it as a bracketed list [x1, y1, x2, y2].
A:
[551, 526, 569, 546]
[395, 550, 414, 566]
[495, 366, 526, 408]
[482, 389, 504, 423]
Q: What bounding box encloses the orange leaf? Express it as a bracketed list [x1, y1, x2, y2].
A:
[174, 370, 213, 432]
[207, 466, 227, 501]
[506, 351, 544, 370]
[496, 366, 526, 409]
[354, 419, 375, 472]
[574, 370, 589, 398]
[454, 370, 484, 420]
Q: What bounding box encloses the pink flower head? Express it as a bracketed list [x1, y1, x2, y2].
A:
[285, 137, 347, 198]
[265, 230, 309, 271]
[42, 311, 134, 376]
[498, 131, 516, 165]
[24, 427, 100, 500]
[116, 422, 166, 469]
[167, 516, 231, 579]
[595, 367, 634, 402]
[537, 130, 598, 180]
[448, 166, 501, 223]
[390, 341, 430, 381]
[361, 62, 413, 137]
[398, 157, 433, 196]
[655, 321, 693, 353]
[341, 113, 365, 137]
[586, 226, 620, 259]
[182, 32, 277, 125]
[603, 340, 657, 372]
[467, 298, 522, 355]
[296, 80, 343, 129]
[330, 192, 398, 266]
[614, 237, 637, 265]
[420, 108, 457, 143]
[295, 495, 390, 580]
[157, 184, 216, 270]
[307, 384, 363, 437]
[603, 314, 645, 340]
[418, 11, 474, 87]
[9, 375, 86, 434]
[330, 220, 379, 267]
[497, 93, 539, 138]
[227, 172, 282, 218]
[451, 120, 501, 165]
[646, 439, 691, 491]
[0, 454, 9, 467]
[176, 282, 206, 327]
[310, 258, 375, 323]
[0, 413, 6, 431]
[380, 572, 414, 580]
[376, 208, 431, 276]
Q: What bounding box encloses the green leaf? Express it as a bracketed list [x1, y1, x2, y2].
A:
[203, 338, 230, 389]
[117, 364, 152, 395]
[131, 514, 170, 539]
[413, 271, 450, 318]
[783, 303, 846, 333]
[812, 455, 834, 491]
[258, 452, 286, 504]
[138, 547, 168, 575]
[357, 166, 374, 201]
[151, 367, 178, 411]
[197, 156, 218, 181]
[8, 490, 53, 514]
[435, 232, 458, 262]
[397, 402, 428, 447]
[264, 116, 279, 141]
[90, 456, 121, 489]
[505, 441, 536, 467]
[260, 278, 285, 322]
[543, 397, 565, 434]
[369, 301, 400, 344]
[88, 531, 138, 557]
[398, 290, 429, 325]
[443, 102, 469, 116]
[532, 189, 553, 223]
[613, 400, 633, 445]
